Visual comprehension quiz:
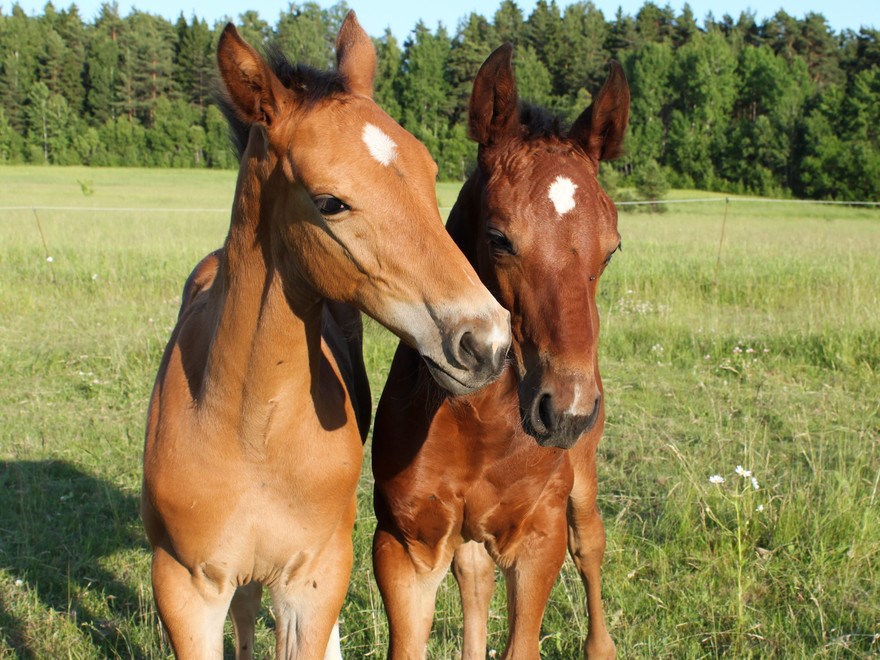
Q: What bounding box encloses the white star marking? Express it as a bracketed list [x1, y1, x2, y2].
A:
[548, 176, 578, 215]
[362, 123, 398, 166]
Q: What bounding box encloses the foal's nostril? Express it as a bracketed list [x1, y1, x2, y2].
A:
[536, 392, 556, 434]
[458, 332, 479, 362]
[456, 331, 479, 369]
[452, 327, 507, 376]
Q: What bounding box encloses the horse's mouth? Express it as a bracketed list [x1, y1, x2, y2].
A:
[420, 355, 481, 396]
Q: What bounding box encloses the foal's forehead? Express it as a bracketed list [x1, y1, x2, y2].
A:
[492, 143, 602, 215]
[298, 96, 433, 171]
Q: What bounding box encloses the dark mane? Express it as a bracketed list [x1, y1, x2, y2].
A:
[216, 44, 347, 160]
[518, 101, 568, 140]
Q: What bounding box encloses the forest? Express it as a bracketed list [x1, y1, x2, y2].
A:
[1, 0, 879, 200]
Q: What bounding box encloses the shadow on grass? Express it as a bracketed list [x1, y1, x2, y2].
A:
[0, 460, 151, 658]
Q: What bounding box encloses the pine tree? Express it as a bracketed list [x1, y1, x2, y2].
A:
[494, 0, 525, 46]
[447, 13, 495, 125]
[558, 2, 609, 94]
[514, 45, 553, 107]
[374, 28, 402, 119]
[54, 5, 88, 114]
[236, 10, 270, 51]
[397, 21, 452, 158]
[275, 3, 334, 69]
[174, 16, 214, 111]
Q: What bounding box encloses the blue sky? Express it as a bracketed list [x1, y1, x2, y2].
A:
[5, 0, 877, 38]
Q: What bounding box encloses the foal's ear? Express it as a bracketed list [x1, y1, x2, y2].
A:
[336, 11, 376, 98]
[217, 24, 288, 126]
[469, 43, 520, 146]
[569, 61, 630, 162]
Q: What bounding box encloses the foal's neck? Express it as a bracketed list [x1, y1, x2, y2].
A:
[201, 164, 321, 428]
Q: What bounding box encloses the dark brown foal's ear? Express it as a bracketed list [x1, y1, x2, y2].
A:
[469, 43, 520, 146]
[217, 23, 288, 125]
[569, 61, 630, 162]
[336, 11, 376, 97]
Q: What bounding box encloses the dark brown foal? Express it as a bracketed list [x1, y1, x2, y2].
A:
[372, 43, 629, 659]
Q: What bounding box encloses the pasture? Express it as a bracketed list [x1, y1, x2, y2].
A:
[1, 164, 878, 658]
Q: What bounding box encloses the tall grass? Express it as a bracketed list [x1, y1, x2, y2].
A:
[1, 166, 878, 657]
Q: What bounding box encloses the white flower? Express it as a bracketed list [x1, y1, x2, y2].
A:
[755, 504, 764, 512]
[709, 474, 725, 484]
[704, 354, 711, 360]
[91, 273, 98, 280]
[732, 346, 743, 354]
[46, 256, 54, 263]
[751, 477, 759, 491]
[735, 465, 752, 478]
[14, 579, 23, 587]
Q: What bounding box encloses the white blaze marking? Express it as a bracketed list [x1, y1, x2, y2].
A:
[548, 176, 578, 215]
[362, 123, 398, 166]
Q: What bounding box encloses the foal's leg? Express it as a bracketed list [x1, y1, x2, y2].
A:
[151, 545, 235, 659]
[271, 519, 355, 659]
[229, 581, 262, 659]
[373, 526, 451, 658]
[499, 516, 568, 660]
[451, 541, 496, 659]
[567, 447, 616, 659]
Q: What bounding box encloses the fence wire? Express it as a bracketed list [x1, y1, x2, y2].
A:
[1, 196, 879, 214]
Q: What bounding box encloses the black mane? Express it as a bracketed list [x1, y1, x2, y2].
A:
[518, 101, 569, 140]
[216, 44, 347, 160]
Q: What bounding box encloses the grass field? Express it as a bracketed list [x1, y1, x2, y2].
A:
[1, 165, 878, 658]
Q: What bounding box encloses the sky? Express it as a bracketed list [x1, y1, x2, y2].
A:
[4, 0, 877, 38]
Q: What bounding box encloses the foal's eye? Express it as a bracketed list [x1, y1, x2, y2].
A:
[313, 195, 350, 217]
[603, 241, 622, 266]
[487, 228, 516, 256]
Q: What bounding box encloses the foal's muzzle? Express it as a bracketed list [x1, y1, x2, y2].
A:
[521, 388, 602, 449]
[424, 313, 510, 396]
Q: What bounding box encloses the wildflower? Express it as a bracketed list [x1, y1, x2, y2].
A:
[489, 651, 497, 659]
[755, 504, 764, 513]
[15, 579, 23, 587]
[735, 465, 752, 478]
[704, 354, 711, 360]
[709, 474, 725, 484]
[763, 348, 770, 353]
[746, 347, 755, 354]
[751, 477, 759, 491]
[91, 273, 98, 280]
[46, 256, 54, 263]
[732, 346, 742, 354]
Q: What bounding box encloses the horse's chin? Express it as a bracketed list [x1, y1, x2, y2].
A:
[421, 355, 484, 397]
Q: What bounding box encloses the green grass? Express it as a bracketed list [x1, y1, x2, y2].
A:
[1, 165, 878, 658]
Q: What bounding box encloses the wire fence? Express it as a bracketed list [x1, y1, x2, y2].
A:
[615, 197, 880, 207]
[2, 196, 880, 214]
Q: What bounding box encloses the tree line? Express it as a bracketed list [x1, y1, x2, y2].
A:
[1, 1, 879, 200]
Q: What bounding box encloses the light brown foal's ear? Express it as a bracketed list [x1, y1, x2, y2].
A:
[469, 43, 520, 146]
[336, 11, 376, 97]
[569, 60, 630, 162]
[217, 23, 288, 125]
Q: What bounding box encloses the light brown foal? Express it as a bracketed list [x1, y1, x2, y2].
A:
[372, 45, 630, 659]
[142, 14, 510, 659]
